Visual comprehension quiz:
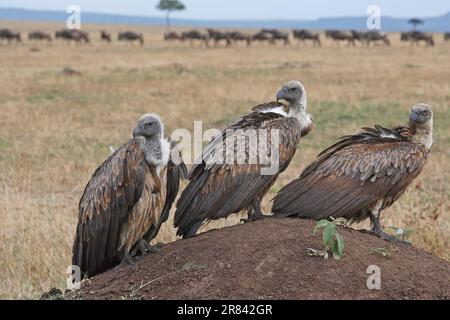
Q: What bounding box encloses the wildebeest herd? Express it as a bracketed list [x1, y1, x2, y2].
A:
[0, 27, 449, 47]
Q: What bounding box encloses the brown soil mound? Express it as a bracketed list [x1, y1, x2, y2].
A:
[73, 219, 450, 300]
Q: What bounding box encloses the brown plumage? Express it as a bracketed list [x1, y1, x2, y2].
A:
[72, 114, 187, 278]
[273, 103, 433, 242]
[175, 81, 313, 238]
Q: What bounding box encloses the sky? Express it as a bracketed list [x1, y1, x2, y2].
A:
[1, 0, 449, 20]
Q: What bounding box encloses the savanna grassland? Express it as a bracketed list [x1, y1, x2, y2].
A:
[0, 21, 449, 299]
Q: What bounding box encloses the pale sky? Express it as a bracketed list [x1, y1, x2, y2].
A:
[2, 0, 449, 20]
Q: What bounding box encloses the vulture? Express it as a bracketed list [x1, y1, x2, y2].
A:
[72, 114, 187, 278]
[273, 103, 433, 242]
[174, 81, 313, 238]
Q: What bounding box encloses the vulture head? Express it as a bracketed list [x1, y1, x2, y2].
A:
[409, 103, 433, 128]
[133, 114, 163, 139]
[276, 80, 307, 108]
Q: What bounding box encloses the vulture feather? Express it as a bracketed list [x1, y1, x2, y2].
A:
[272, 103, 433, 242]
[175, 81, 313, 238]
[72, 114, 187, 278]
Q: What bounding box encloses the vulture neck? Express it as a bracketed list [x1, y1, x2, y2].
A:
[137, 134, 167, 173]
[410, 119, 433, 151]
[288, 96, 311, 134]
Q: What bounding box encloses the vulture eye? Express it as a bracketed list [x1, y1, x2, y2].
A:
[289, 87, 297, 92]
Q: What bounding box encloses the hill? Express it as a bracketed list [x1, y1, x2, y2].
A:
[0, 7, 449, 32]
[69, 219, 450, 300]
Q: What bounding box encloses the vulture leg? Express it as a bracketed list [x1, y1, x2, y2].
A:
[130, 239, 162, 257]
[369, 208, 411, 245]
[242, 199, 268, 223]
[117, 249, 135, 269]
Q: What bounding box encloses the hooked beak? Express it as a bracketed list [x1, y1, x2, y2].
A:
[133, 126, 143, 138]
[409, 111, 419, 122]
[276, 88, 287, 103]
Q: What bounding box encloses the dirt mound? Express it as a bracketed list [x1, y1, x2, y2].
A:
[72, 219, 450, 300]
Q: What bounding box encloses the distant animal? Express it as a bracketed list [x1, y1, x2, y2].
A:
[164, 31, 183, 42]
[271, 30, 290, 46]
[118, 31, 144, 46]
[28, 31, 52, 42]
[350, 30, 366, 43]
[72, 114, 187, 277]
[273, 103, 433, 243]
[411, 31, 434, 47]
[401, 31, 434, 47]
[0, 28, 21, 43]
[400, 31, 414, 42]
[325, 30, 355, 46]
[100, 30, 111, 43]
[181, 30, 209, 46]
[292, 29, 321, 46]
[445, 32, 450, 41]
[364, 31, 390, 46]
[227, 31, 252, 46]
[55, 29, 89, 43]
[174, 81, 313, 238]
[206, 29, 232, 47]
[251, 30, 275, 45]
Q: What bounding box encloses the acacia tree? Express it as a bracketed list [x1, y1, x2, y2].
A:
[156, 0, 186, 30]
[408, 18, 424, 31]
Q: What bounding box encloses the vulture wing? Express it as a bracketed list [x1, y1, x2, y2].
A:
[72, 139, 146, 277]
[175, 112, 302, 237]
[273, 126, 429, 222]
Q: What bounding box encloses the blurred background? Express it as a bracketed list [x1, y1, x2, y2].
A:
[0, 1, 449, 299]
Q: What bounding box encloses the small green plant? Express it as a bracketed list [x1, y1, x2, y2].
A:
[307, 218, 347, 260]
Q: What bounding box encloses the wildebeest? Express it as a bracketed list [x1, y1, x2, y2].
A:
[164, 31, 183, 42]
[401, 31, 434, 46]
[118, 31, 144, 46]
[100, 30, 111, 43]
[363, 31, 390, 46]
[325, 30, 355, 46]
[28, 31, 52, 42]
[258, 29, 290, 46]
[445, 32, 450, 41]
[271, 30, 290, 46]
[0, 28, 22, 43]
[55, 29, 89, 43]
[292, 29, 321, 46]
[227, 31, 252, 46]
[251, 30, 275, 45]
[206, 29, 232, 47]
[181, 30, 209, 47]
[350, 30, 366, 43]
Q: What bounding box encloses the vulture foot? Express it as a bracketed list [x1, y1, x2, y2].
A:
[359, 228, 412, 245]
[131, 240, 162, 257]
[117, 250, 136, 269]
[130, 239, 151, 257]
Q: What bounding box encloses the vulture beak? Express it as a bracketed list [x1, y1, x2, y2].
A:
[133, 126, 143, 138]
[409, 111, 419, 122]
[276, 88, 287, 103]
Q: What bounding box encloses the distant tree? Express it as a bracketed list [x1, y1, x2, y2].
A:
[156, 0, 186, 30]
[408, 18, 424, 31]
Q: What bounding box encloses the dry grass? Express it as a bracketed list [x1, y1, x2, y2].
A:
[0, 21, 449, 299]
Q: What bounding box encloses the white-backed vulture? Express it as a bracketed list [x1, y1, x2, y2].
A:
[72, 114, 187, 278]
[174, 81, 313, 238]
[273, 103, 433, 242]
